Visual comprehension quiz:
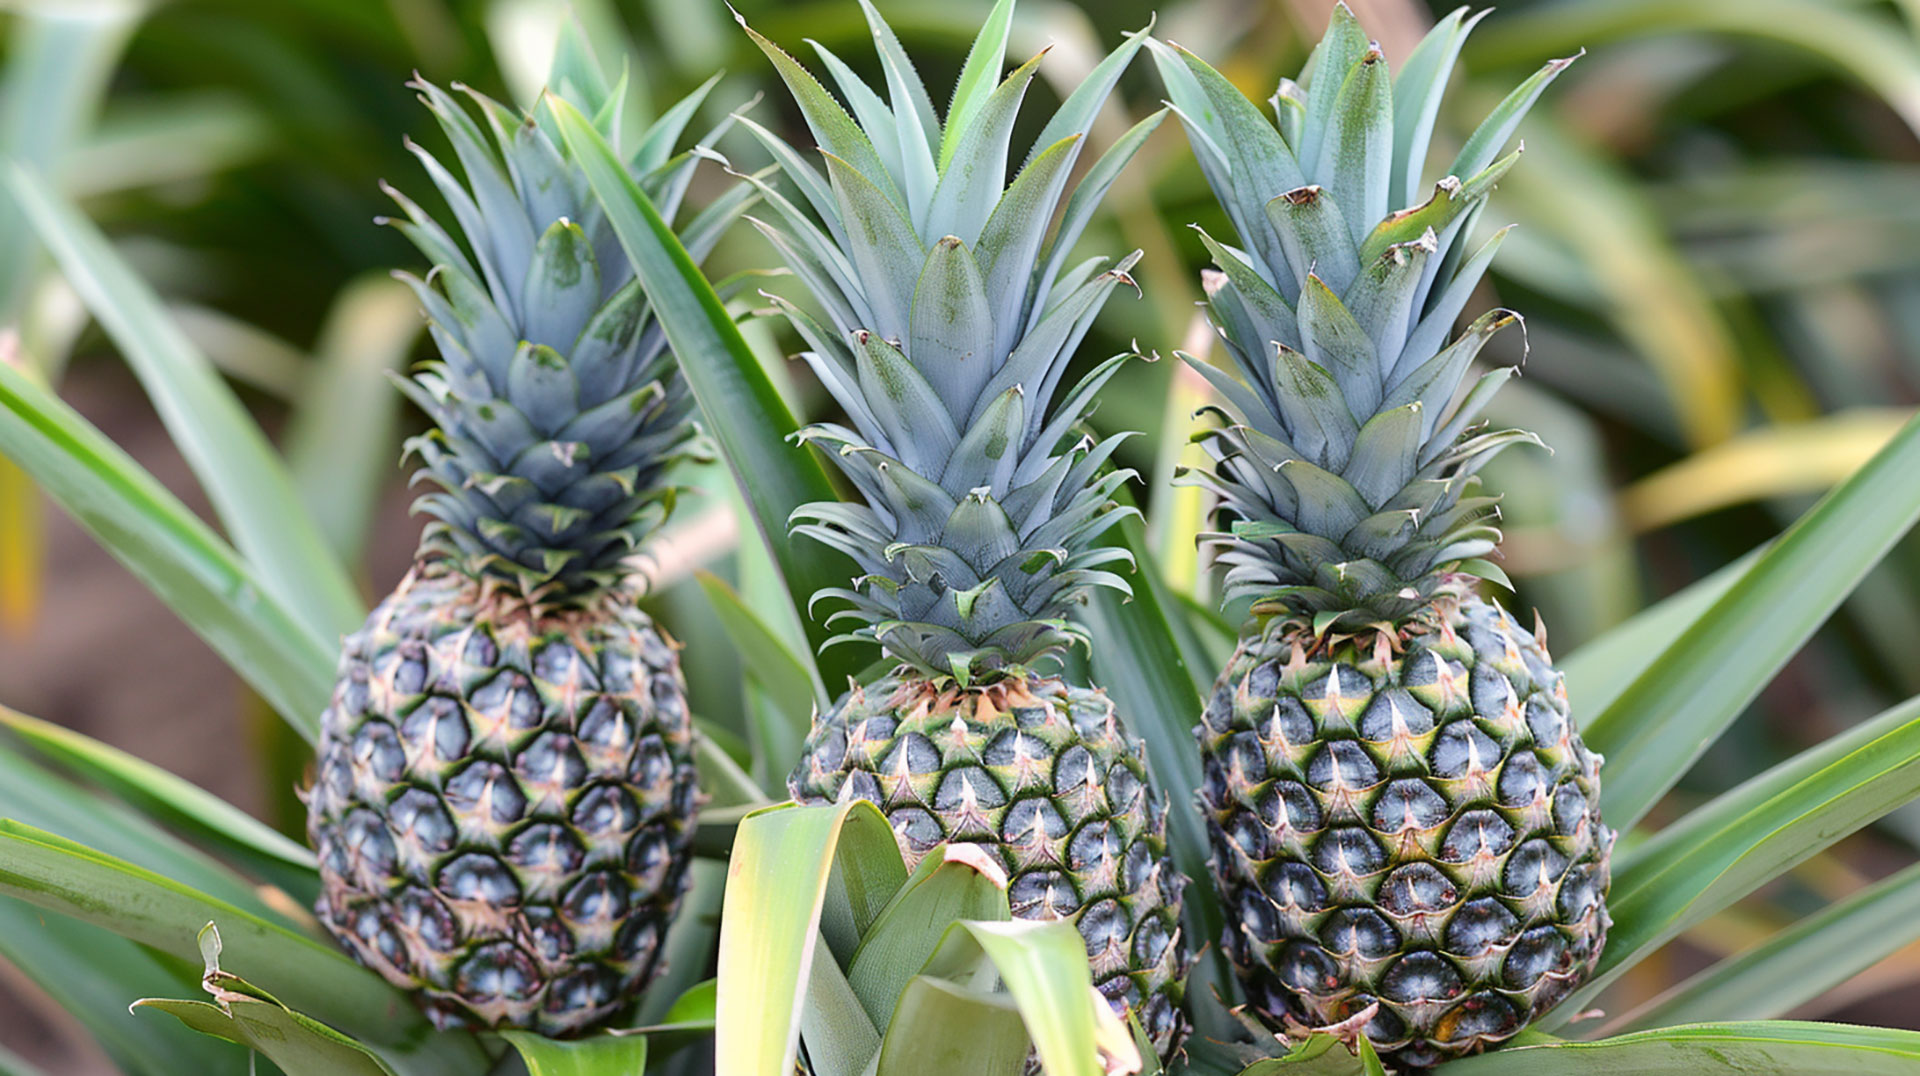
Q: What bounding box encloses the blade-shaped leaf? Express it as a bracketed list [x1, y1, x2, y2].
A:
[0, 899, 247, 1076]
[7, 166, 363, 642]
[1609, 860, 1920, 1032]
[284, 274, 419, 565]
[714, 801, 906, 1076]
[138, 998, 395, 1076]
[1560, 548, 1757, 723]
[875, 974, 1027, 1076]
[1081, 504, 1237, 1039]
[1586, 412, 1920, 829]
[546, 94, 860, 686]
[0, 822, 487, 1075]
[0, 704, 317, 898]
[1226, 1033, 1367, 1075]
[938, 0, 1016, 170]
[500, 1031, 647, 1076]
[0, 729, 286, 921]
[1441, 1021, 1920, 1075]
[137, 924, 396, 1076]
[846, 848, 1010, 1030]
[954, 919, 1130, 1076]
[1550, 693, 1920, 1023]
[696, 570, 821, 794]
[0, 359, 336, 734]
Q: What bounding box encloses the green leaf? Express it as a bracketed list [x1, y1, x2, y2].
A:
[938, 0, 1016, 171]
[1445, 52, 1579, 184]
[1440, 1021, 1920, 1074]
[803, 936, 883, 1076]
[846, 848, 1011, 1030]
[500, 1031, 647, 1076]
[0, 733, 281, 918]
[1158, 43, 1302, 286]
[1081, 505, 1236, 1038]
[546, 94, 860, 687]
[1388, 8, 1477, 208]
[876, 974, 1027, 1076]
[284, 273, 419, 565]
[0, 360, 336, 734]
[1585, 412, 1920, 829]
[732, 10, 901, 208]
[696, 571, 822, 789]
[714, 800, 907, 1076]
[0, 822, 487, 1075]
[1356, 1037, 1387, 1076]
[1610, 860, 1920, 1031]
[950, 919, 1127, 1076]
[137, 998, 393, 1074]
[0, 6, 136, 633]
[134, 923, 396, 1076]
[648, 977, 717, 1030]
[1550, 693, 1920, 1023]
[1559, 549, 1756, 722]
[0, 704, 316, 897]
[1466, 0, 1920, 139]
[0, 899, 247, 1076]
[0, 2, 134, 321]
[6, 166, 364, 643]
[1316, 46, 1391, 243]
[1228, 1034, 1366, 1075]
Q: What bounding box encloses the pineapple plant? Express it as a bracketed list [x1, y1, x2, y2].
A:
[728, 0, 1191, 1057]
[303, 60, 749, 1035]
[1149, 5, 1609, 1067]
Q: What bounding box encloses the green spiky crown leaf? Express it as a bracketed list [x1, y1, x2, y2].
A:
[738, 0, 1165, 683]
[1151, 5, 1576, 633]
[387, 38, 753, 607]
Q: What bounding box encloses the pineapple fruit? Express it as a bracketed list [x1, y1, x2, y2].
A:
[305, 57, 751, 1035]
[733, 0, 1190, 1057]
[1149, 6, 1611, 1067]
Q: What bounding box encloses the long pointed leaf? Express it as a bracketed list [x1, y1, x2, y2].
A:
[0, 361, 335, 734]
[1442, 1021, 1920, 1075]
[1609, 860, 1920, 1032]
[1081, 503, 1237, 1040]
[0, 900, 246, 1076]
[7, 167, 363, 642]
[546, 95, 860, 686]
[960, 919, 1122, 1076]
[714, 801, 905, 1076]
[1551, 693, 1920, 1023]
[0, 704, 317, 898]
[1586, 413, 1920, 829]
[0, 822, 487, 1076]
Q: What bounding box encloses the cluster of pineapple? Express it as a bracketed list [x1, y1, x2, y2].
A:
[305, 1, 1609, 1068]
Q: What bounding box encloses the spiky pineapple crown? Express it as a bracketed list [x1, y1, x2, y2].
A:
[736, 0, 1166, 684]
[1149, 5, 1576, 635]
[385, 36, 753, 607]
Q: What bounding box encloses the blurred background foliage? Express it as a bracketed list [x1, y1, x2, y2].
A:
[3, 0, 1920, 1069]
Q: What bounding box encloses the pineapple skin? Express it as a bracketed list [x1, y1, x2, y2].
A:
[789, 673, 1190, 1061]
[1201, 595, 1611, 1069]
[307, 568, 698, 1036]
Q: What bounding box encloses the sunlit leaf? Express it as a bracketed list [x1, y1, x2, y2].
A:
[8, 167, 365, 642]
[0, 360, 336, 733]
[500, 1031, 647, 1076]
[1442, 1020, 1920, 1074]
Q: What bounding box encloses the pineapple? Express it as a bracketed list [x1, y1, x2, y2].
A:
[305, 54, 752, 1036]
[1148, 6, 1610, 1068]
[732, 0, 1190, 1057]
